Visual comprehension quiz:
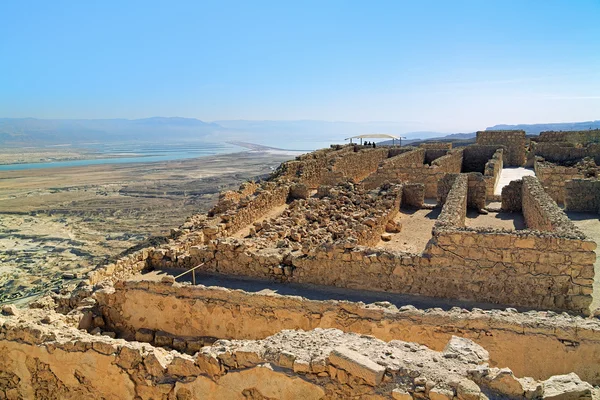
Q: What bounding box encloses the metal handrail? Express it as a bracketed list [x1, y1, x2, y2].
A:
[174, 262, 205, 285]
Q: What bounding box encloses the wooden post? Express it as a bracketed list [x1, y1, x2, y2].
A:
[192, 269, 196, 285]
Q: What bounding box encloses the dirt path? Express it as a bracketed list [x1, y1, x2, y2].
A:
[494, 167, 535, 196]
[376, 208, 439, 254]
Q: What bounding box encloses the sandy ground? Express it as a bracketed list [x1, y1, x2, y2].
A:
[465, 209, 526, 230]
[495, 167, 535, 196]
[567, 212, 600, 312]
[0, 151, 293, 304]
[376, 208, 439, 254]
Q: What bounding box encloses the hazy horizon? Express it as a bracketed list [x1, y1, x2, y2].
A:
[1, 1, 599, 133]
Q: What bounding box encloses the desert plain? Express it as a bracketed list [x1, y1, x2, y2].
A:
[0, 148, 292, 304]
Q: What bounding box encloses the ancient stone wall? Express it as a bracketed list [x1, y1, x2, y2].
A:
[437, 173, 485, 212]
[5, 309, 590, 399]
[362, 149, 463, 198]
[501, 179, 523, 212]
[564, 179, 600, 213]
[483, 148, 503, 197]
[476, 130, 526, 167]
[426, 227, 594, 314]
[424, 149, 448, 164]
[273, 145, 351, 187]
[521, 176, 585, 236]
[466, 173, 487, 210]
[97, 280, 600, 384]
[531, 142, 600, 164]
[219, 182, 291, 236]
[462, 145, 503, 173]
[323, 147, 389, 184]
[534, 156, 600, 205]
[401, 183, 425, 208]
[150, 223, 595, 315]
[420, 142, 452, 150]
[536, 129, 600, 145]
[436, 174, 458, 207]
[88, 248, 151, 286]
[387, 147, 414, 158]
[436, 174, 467, 228]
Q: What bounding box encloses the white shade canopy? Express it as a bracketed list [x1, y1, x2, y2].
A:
[345, 134, 400, 140]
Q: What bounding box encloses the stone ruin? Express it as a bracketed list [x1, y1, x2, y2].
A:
[2, 133, 600, 399]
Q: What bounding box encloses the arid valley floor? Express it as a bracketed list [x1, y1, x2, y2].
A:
[0, 149, 292, 304]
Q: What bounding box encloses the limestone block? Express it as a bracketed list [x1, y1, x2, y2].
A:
[328, 347, 386, 386]
[542, 373, 593, 400]
[144, 350, 172, 377]
[443, 336, 489, 365]
[196, 352, 224, 377]
[117, 346, 143, 369]
[235, 349, 264, 367]
[456, 379, 482, 400]
[168, 354, 202, 377]
[429, 387, 454, 400]
[381, 233, 392, 241]
[135, 328, 155, 343]
[278, 351, 296, 369]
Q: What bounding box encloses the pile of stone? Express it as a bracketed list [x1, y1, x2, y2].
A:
[575, 157, 599, 178]
[248, 182, 401, 247]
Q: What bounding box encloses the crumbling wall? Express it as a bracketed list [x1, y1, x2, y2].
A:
[521, 176, 584, 235]
[476, 130, 526, 167]
[401, 183, 425, 208]
[154, 222, 595, 314]
[273, 146, 351, 187]
[420, 142, 452, 150]
[501, 179, 523, 212]
[323, 147, 389, 184]
[424, 149, 449, 164]
[536, 129, 600, 145]
[436, 174, 467, 228]
[5, 309, 591, 399]
[462, 145, 503, 173]
[97, 280, 600, 384]
[564, 179, 600, 213]
[466, 173, 487, 210]
[362, 149, 463, 197]
[530, 141, 600, 164]
[437, 174, 458, 206]
[483, 148, 503, 197]
[534, 158, 594, 204]
[218, 182, 291, 235]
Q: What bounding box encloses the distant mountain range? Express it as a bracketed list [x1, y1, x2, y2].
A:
[1, 117, 598, 147]
[486, 120, 600, 134]
[0, 118, 457, 147]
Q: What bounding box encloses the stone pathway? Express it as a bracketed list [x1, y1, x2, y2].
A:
[494, 167, 535, 196]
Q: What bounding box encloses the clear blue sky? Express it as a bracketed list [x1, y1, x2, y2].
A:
[1, 0, 599, 132]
